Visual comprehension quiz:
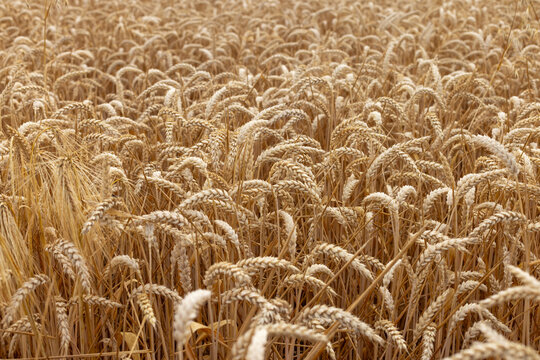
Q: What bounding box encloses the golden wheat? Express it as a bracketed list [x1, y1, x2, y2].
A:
[0, 0, 539, 358]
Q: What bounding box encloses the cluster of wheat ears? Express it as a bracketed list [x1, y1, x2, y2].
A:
[0, 0, 539, 359]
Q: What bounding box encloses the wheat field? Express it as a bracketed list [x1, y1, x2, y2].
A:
[0, 0, 539, 359]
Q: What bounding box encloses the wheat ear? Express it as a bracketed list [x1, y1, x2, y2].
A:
[173, 289, 211, 357]
[296, 304, 384, 346]
[1, 274, 49, 328]
[55, 297, 71, 353]
[468, 135, 519, 176]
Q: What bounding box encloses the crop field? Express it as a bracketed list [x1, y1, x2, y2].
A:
[0, 0, 539, 359]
